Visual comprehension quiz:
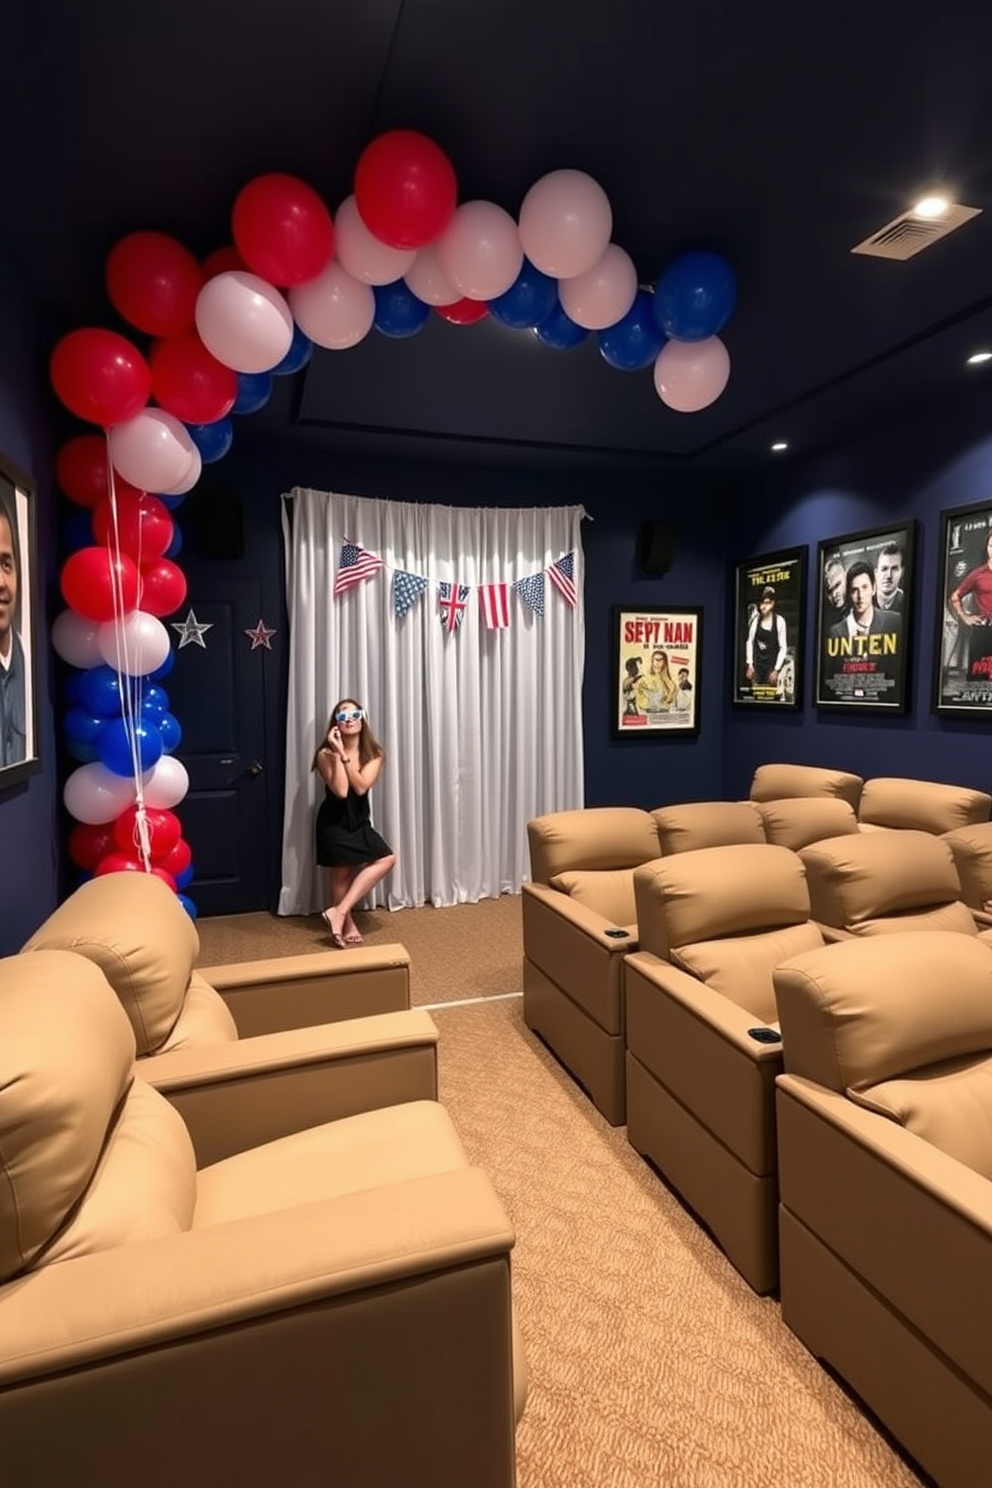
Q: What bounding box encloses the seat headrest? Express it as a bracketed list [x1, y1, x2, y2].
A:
[22, 874, 199, 1056]
[633, 842, 810, 960]
[859, 777, 992, 833]
[945, 823, 992, 911]
[799, 829, 962, 928]
[651, 800, 765, 854]
[0, 950, 135, 1283]
[749, 763, 863, 809]
[774, 932, 992, 1093]
[527, 808, 661, 883]
[756, 796, 859, 852]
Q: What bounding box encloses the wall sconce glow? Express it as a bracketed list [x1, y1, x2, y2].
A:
[913, 195, 950, 219]
[966, 350, 992, 366]
[770, 441, 789, 452]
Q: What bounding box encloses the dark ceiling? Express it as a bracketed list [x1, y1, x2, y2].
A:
[8, 0, 992, 474]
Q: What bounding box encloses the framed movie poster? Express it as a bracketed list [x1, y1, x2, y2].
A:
[933, 501, 992, 718]
[614, 605, 702, 736]
[732, 547, 806, 708]
[0, 452, 39, 787]
[814, 520, 915, 713]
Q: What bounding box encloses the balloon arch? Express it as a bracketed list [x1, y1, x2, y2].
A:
[48, 129, 738, 917]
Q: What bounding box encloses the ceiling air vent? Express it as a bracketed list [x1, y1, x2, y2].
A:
[852, 204, 982, 261]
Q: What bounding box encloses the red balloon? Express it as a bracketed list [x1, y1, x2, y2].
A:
[150, 866, 179, 893]
[61, 546, 141, 622]
[156, 837, 192, 878]
[92, 490, 173, 562]
[232, 173, 335, 286]
[354, 130, 457, 251]
[56, 435, 144, 509]
[68, 822, 117, 871]
[94, 851, 147, 877]
[150, 332, 238, 424]
[202, 245, 248, 278]
[50, 328, 152, 428]
[138, 557, 187, 617]
[435, 298, 490, 326]
[114, 804, 182, 859]
[106, 232, 205, 338]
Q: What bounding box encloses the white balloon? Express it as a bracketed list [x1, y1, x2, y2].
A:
[404, 244, 461, 306]
[64, 761, 137, 825]
[435, 200, 524, 301]
[52, 609, 103, 669]
[160, 443, 202, 496]
[336, 195, 417, 285]
[289, 262, 376, 349]
[653, 336, 731, 412]
[558, 243, 638, 330]
[195, 270, 294, 373]
[109, 409, 198, 494]
[98, 610, 172, 676]
[141, 754, 189, 810]
[518, 169, 613, 280]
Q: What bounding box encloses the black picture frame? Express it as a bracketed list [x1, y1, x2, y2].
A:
[731, 546, 806, 709]
[0, 452, 39, 788]
[613, 605, 702, 737]
[814, 520, 915, 713]
[933, 500, 992, 718]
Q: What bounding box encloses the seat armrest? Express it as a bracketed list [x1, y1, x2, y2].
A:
[522, 882, 635, 945]
[199, 944, 412, 1034]
[143, 1010, 439, 1165]
[625, 952, 781, 1054]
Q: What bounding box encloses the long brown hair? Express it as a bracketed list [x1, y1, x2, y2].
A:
[312, 698, 384, 771]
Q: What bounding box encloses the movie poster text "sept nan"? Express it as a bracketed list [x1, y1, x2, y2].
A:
[613, 606, 702, 738]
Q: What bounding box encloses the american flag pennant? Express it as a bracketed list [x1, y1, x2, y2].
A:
[333, 540, 383, 597]
[438, 581, 470, 633]
[548, 551, 577, 608]
[393, 570, 429, 618]
[514, 572, 545, 617]
[479, 582, 510, 630]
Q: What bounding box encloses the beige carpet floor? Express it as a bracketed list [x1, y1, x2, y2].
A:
[194, 897, 930, 1488]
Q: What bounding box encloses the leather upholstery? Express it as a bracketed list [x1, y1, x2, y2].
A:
[749, 762, 864, 809]
[858, 776, 992, 833]
[650, 800, 765, 854]
[755, 796, 859, 852]
[799, 828, 981, 937]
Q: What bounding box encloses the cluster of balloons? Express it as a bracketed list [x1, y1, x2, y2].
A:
[47, 129, 739, 907]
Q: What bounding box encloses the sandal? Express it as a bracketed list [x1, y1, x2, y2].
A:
[321, 910, 347, 949]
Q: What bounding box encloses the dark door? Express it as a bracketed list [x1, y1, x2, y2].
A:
[165, 577, 271, 916]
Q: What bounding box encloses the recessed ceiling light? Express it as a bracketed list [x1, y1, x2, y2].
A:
[967, 350, 992, 365]
[913, 195, 950, 219]
[770, 441, 788, 452]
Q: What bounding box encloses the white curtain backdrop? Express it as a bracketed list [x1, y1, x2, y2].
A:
[278, 487, 587, 915]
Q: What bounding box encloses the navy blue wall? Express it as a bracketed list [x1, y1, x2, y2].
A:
[724, 386, 992, 798]
[0, 253, 59, 953]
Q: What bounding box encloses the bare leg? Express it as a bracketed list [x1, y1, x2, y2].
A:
[325, 855, 396, 942]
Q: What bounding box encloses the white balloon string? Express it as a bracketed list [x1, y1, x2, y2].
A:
[104, 435, 151, 872]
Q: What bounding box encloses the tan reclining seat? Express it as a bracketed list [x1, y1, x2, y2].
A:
[945, 821, 992, 925]
[858, 776, 992, 834]
[799, 828, 988, 939]
[651, 800, 765, 854]
[749, 763, 863, 811]
[522, 806, 663, 1125]
[755, 796, 859, 853]
[624, 842, 824, 1292]
[0, 949, 527, 1488]
[773, 932, 992, 1488]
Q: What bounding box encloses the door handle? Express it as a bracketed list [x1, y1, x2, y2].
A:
[247, 760, 263, 777]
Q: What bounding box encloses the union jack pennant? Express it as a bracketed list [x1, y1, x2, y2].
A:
[548, 551, 577, 608]
[479, 582, 510, 630]
[438, 581, 470, 633]
[513, 572, 545, 617]
[333, 541, 383, 597]
[393, 570, 429, 618]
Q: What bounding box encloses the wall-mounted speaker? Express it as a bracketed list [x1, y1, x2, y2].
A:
[637, 522, 677, 576]
[187, 490, 245, 560]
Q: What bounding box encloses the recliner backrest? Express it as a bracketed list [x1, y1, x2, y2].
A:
[755, 796, 859, 852]
[859, 776, 992, 834]
[527, 807, 661, 885]
[799, 829, 978, 937]
[749, 763, 863, 810]
[651, 800, 765, 854]
[944, 822, 992, 913]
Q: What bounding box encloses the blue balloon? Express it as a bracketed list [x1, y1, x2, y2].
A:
[178, 893, 198, 920]
[159, 711, 182, 753]
[652, 250, 737, 342]
[63, 510, 95, 553]
[149, 649, 175, 682]
[489, 258, 558, 329]
[164, 524, 183, 559]
[174, 864, 194, 891]
[98, 717, 164, 777]
[141, 684, 170, 721]
[272, 324, 313, 375]
[64, 706, 107, 745]
[233, 371, 272, 415]
[79, 664, 127, 718]
[374, 280, 430, 339]
[65, 737, 100, 765]
[158, 492, 187, 509]
[533, 299, 590, 350]
[186, 416, 234, 464]
[598, 290, 665, 371]
[64, 672, 83, 707]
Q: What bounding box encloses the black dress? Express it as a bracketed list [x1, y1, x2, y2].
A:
[316, 785, 393, 867]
